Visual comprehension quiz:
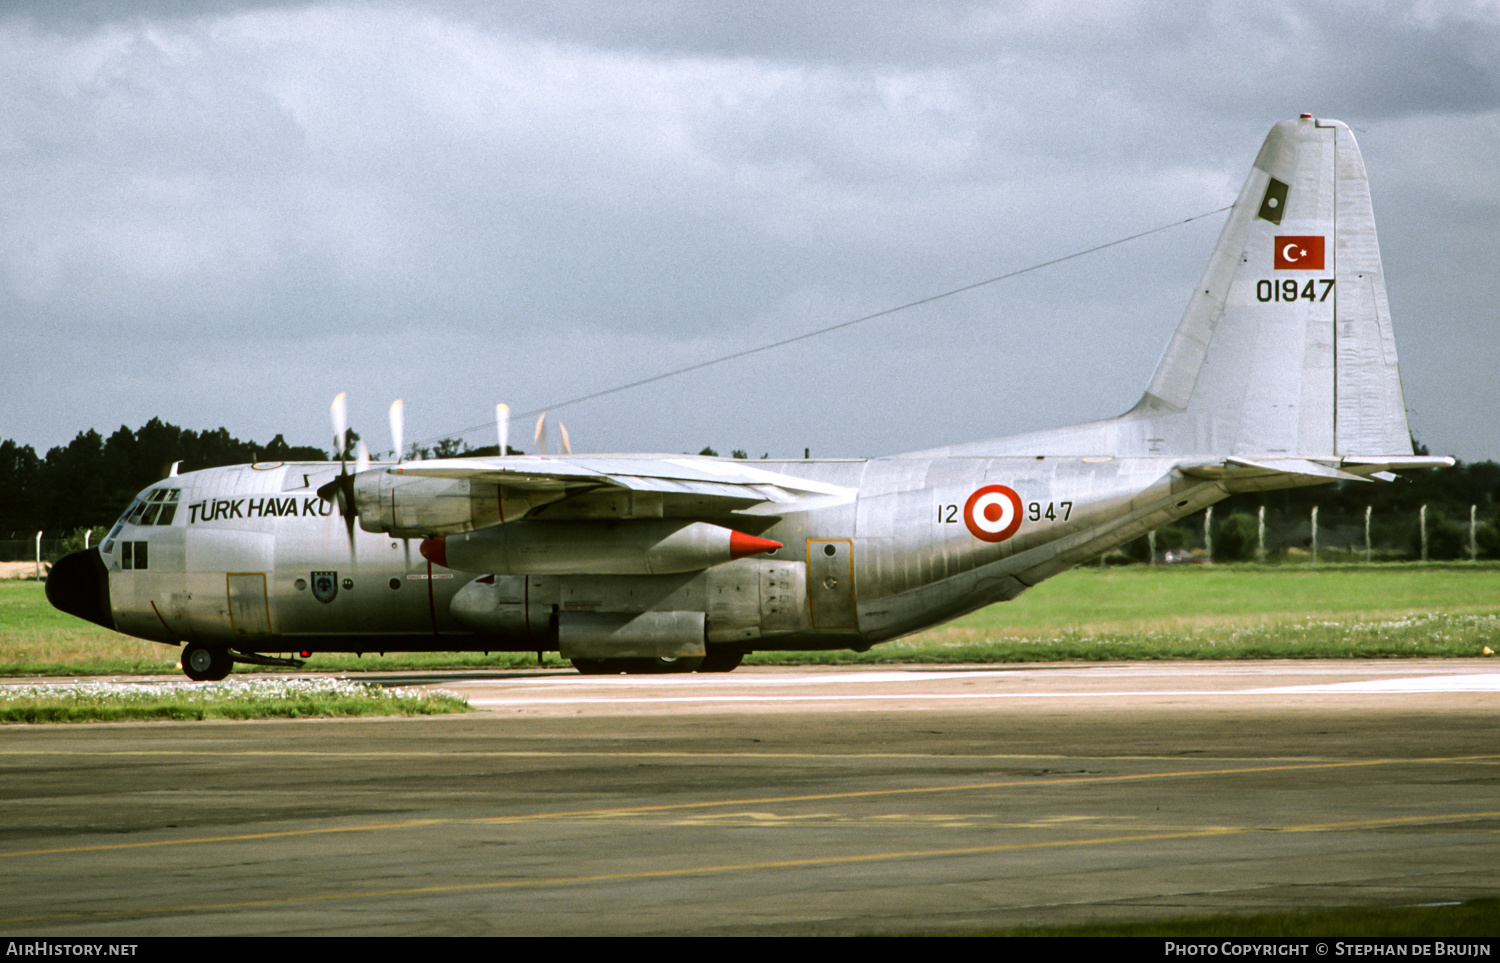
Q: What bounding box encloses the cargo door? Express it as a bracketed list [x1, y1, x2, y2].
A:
[226, 573, 271, 635]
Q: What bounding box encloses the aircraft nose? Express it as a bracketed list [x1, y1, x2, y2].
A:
[45, 549, 115, 631]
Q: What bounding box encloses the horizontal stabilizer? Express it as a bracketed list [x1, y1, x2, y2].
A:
[1180, 454, 1454, 489]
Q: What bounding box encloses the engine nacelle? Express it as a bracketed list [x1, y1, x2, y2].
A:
[353, 471, 564, 538]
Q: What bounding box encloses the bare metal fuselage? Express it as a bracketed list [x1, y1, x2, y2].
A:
[94, 453, 1204, 657]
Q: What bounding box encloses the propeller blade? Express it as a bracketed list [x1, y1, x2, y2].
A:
[534, 412, 548, 455]
[355, 439, 370, 474]
[559, 422, 571, 455]
[330, 392, 348, 463]
[319, 393, 358, 559]
[496, 403, 510, 457]
[389, 399, 404, 463]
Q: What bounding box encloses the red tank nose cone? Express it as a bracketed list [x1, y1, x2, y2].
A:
[728, 531, 783, 560]
[419, 536, 448, 568]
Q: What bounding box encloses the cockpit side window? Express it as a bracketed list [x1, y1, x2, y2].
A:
[121, 540, 148, 570]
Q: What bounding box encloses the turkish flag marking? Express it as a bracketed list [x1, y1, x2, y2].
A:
[1274, 236, 1325, 270]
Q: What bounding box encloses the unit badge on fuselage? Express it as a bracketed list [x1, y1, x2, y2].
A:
[312, 571, 338, 604]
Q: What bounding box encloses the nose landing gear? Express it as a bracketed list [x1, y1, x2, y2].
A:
[181, 643, 233, 682]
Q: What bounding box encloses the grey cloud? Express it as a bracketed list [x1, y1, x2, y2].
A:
[1, 2, 1497, 463]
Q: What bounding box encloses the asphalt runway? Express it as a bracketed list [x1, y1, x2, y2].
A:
[1, 660, 1498, 936]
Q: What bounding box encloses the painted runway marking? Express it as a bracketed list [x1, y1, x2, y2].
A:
[446, 668, 1500, 706]
[1249, 674, 1500, 693]
[4, 809, 1498, 926]
[3, 754, 1495, 859]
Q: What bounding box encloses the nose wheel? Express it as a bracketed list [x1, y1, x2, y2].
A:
[181, 643, 233, 682]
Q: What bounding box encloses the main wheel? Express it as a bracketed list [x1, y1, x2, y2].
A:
[647, 655, 704, 673]
[572, 656, 706, 675]
[571, 658, 623, 675]
[698, 648, 745, 673]
[182, 643, 233, 682]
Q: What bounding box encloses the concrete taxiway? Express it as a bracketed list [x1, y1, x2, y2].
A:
[1, 660, 1497, 935]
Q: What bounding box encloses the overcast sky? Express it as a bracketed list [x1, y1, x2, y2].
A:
[4, 1, 1498, 462]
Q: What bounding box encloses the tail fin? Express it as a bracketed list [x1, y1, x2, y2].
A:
[1132, 115, 1411, 457]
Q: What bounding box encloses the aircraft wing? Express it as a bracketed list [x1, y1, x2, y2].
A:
[390, 454, 853, 505]
[353, 454, 858, 538]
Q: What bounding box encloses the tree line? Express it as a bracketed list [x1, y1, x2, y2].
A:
[0, 419, 327, 536]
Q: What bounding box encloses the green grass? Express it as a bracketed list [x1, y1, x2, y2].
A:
[0, 678, 470, 723]
[963, 897, 1500, 937]
[5, 563, 1500, 677]
[752, 562, 1500, 664]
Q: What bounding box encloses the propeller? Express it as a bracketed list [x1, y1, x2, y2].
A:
[331, 392, 349, 466]
[534, 412, 548, 455]
[496, 403, 509, 457]
[389, 399, 404, 463]
[316, 392, 359, 556]
[532, 411, 571, 456]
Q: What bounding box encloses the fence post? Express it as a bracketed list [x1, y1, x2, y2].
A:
[1420, 505, 1428, 562]
[1148, 530, 1156, 566]
[1471, 505, 1478, 561]
[1311, 506, 1319, 564]
[1204, 506, 1213, 562]
[34, 531, 42, 580]
[1365, 505, 1372, 563]
[1257, 505, 1266, 563]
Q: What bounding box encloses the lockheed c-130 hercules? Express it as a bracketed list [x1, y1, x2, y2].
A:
[48, 115, 1450, 680]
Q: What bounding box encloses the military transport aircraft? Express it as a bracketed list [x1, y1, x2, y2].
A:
[47, 115, 1450, 680]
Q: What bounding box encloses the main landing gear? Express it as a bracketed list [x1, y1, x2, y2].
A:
[571, 649, 745, 675]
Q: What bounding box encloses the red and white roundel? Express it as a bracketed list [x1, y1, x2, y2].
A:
[964, 484, 1023, 543]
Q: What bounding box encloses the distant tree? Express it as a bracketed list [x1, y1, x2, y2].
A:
[0, 440, 40, 536]
[431, 438, 468, 458]
[731, 449, 748, 460]
[1412, 509, 1467, 560]
[330, 428, 362, 462]
[1214, 513, 1259, 562]
[698, 446, 718, 457]
[1476, 522, 1500, 560]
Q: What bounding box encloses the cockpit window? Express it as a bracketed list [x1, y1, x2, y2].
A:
[128, 488, 180, 527]
[105, 488, 179, 554]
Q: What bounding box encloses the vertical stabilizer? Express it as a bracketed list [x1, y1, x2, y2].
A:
[1131, 116, 1412, 457]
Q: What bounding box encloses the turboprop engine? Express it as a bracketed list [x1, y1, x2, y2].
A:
[352, 471, 566, 538]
